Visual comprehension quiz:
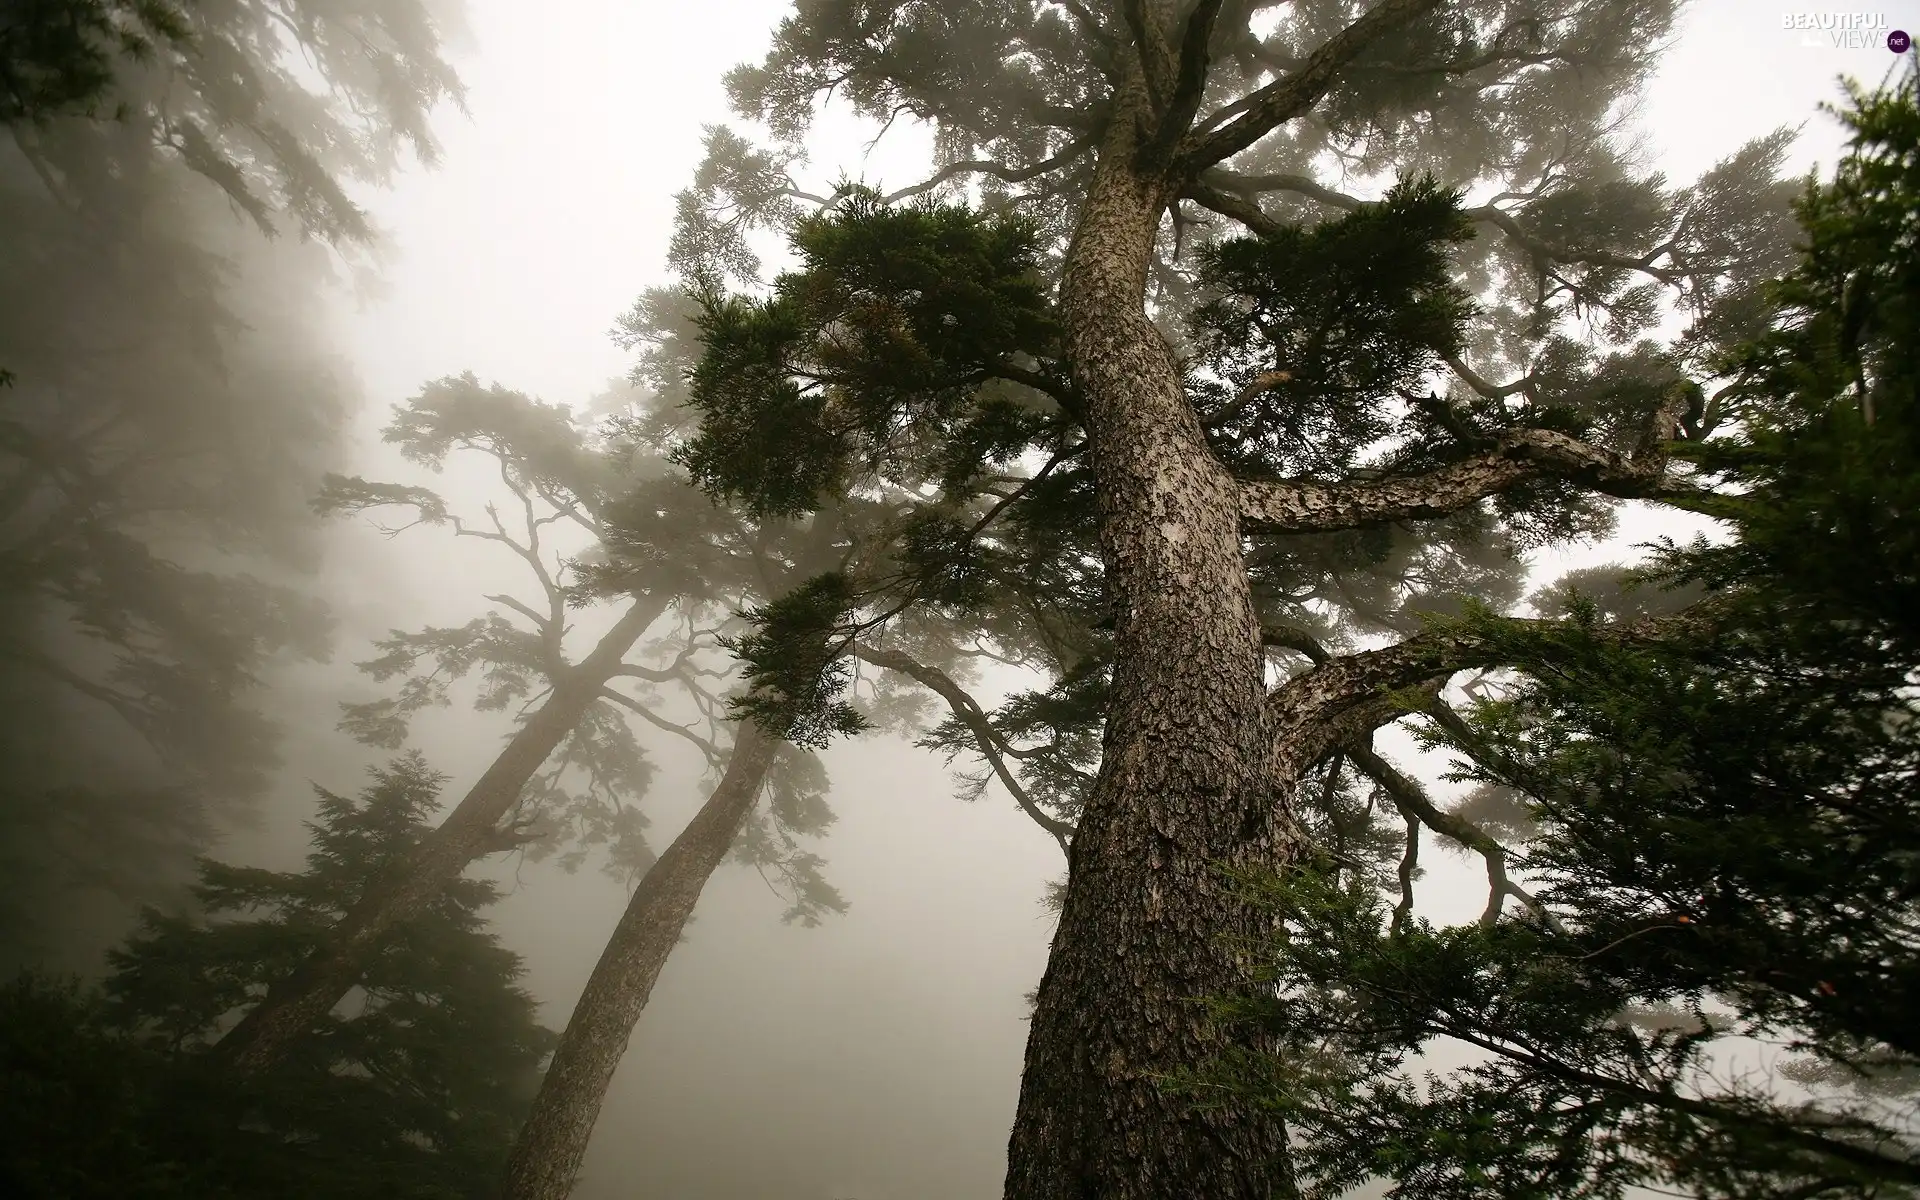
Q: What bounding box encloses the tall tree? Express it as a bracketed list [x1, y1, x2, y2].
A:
[0, 753, 554, 1199]
[0, 0, 463, 965]
[1200, 73, 1920, 1199]
[647, 2, 1801, 1195]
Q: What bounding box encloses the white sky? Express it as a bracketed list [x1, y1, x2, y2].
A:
[300, 3, 1920, 1196]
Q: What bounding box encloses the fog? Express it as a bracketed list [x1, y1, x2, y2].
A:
[6, 0, 1915, 1196]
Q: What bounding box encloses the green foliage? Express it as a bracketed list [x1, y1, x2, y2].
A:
[0, 0, 189, 125]
[679, 190, 1060, 519]
[0, 755, 554, 1198]
[1203, 78, 1920, 1200]
[638, 0, 1813, 933]
[719, 571, 870, 747]
[1192, 174, 1478, 477]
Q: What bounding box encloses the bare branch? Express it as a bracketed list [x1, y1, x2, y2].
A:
[879, 135, 1096, 205]
[1181, 175, 1285, 237]
[1345, 738, 1561, 932]
[1442, 352, 1533, 401]
[486, 593, 557, 637]
[1203, 368, 1292, 430]
[851, 641, 1075, 853]
[598, 686, 723, 769]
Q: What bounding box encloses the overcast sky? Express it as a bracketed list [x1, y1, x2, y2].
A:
[301, 4, 1920, 1197]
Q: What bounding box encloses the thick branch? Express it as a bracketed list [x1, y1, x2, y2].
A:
[1143, 0, 1227, 167]
[1238, 399, 1689, 534]
[1266, 604, 1721, 783]
[1176, 0, 1447, 173]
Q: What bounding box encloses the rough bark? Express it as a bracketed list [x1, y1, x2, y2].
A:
[1002, 74, 1295, 1199]
[213, 592, 673, 1075]
[499, 719, 778, 1200]
[1236, 420, 1684, 534]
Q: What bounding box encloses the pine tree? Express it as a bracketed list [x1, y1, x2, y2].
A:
[639, 3, 1802, 1193]
[1198, 74, 1920, 1199]
[0, 753, 555, 1199]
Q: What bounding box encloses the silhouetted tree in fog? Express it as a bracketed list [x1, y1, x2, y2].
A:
[215, 376, 846, 1075]
[0, 0, 463, 966]
[0, 754, 552, 1199]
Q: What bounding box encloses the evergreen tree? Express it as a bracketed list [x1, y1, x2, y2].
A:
[1199, 75, 1920, 1198]
[639, 2, 1802, 1194]
[0, 753, 554, 1199]
[0, 0, 463, 966]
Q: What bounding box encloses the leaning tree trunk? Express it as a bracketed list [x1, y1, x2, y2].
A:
[214, 592, 673, 1075]
[500, 719, 778, 1200]
[1001, 91, 1296, 1200]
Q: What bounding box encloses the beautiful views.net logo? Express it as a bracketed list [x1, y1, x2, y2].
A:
[1781, 12, 1912, 51]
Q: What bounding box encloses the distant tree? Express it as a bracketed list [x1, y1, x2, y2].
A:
[212, 377, 847, 1078]
[1198, 76, 1920, 1198]
[644, 0, 1806, 1187]
[0, 0, 463, 966]
[0, 753, 554, 1199]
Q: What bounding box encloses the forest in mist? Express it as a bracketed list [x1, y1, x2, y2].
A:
[3, 1, 1918, 1198]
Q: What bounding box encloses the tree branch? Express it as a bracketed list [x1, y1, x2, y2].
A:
[598, 686, 723, 769]
[851, 641, 1075, 853]
[1345, 738, 1559, 932]
[1176, 0, 1447, 174]
[1265, 604, 1722, 783]
[879, 135, 1096, 205]
[1196, 167, 1686, 286]
[1143, 0, 1227, 167]
[1238, 388, 1692, 533]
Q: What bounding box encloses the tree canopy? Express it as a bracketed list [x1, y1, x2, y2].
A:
[1199, 74, 1920, 1199]
[631, 1, 1810, 1195]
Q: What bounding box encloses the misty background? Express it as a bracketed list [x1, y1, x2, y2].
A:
[9, 1, 1915, 1197]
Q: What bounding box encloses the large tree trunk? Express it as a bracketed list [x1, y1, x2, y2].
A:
[499, 719, 778, 1200]
[214, 593, 673, 1075]
[1001, 91, 1295, 1199]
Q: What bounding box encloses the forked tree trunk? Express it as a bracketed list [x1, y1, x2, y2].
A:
[1001, 87, 1296, 1200]
[213, 593, 673, 1075]
[500, 720, 778, 1200]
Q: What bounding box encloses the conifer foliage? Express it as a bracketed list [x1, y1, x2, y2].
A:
[1199, 76, 1920, 1200]
[0, 754, 554, 1199]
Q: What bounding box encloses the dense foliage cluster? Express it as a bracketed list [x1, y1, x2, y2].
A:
[1200, 77, 1920, 1199]
[1, 756, 553, 1199]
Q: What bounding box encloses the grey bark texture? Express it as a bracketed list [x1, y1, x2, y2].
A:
[499, 719, 778, 1200]
[997, 2, 1544, 1196]
[214, 592, 673, 1075]
[1002, 75, 1297, 1198]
